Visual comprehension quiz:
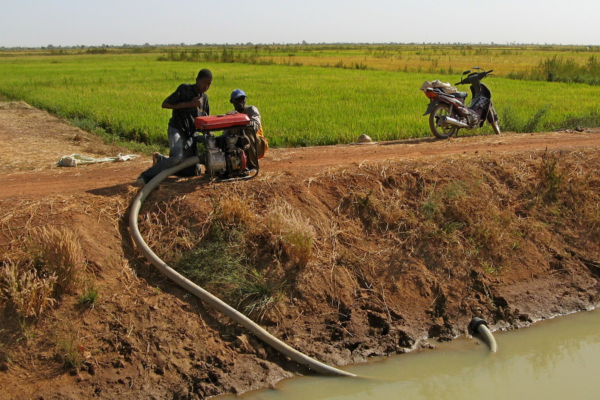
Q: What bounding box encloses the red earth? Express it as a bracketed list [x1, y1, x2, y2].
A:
[2, 101, 600, 199]
[1, 101, 599, 399]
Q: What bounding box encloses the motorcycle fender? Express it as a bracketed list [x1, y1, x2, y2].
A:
[423, 100, 439, 116]
[486, 105, 498, 123]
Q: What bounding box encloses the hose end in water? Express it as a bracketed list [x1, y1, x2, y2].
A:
[469, 317, 498, 353]
[469, 317, 488, 333]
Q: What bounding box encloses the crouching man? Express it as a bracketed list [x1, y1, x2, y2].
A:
[136, 69, 212, 185]
[225, 89, 268, 170]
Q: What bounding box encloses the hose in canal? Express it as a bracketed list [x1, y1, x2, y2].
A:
[470, 317, 498, 352]
[129, 156, 356, 377]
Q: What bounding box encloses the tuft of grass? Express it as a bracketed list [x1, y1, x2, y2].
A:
[177, 238, 245, 285]
[522, 106, 550, 133]
[28, 226, 86, 294]
[56, 332, 84, 369]
[139, 196, 198, 261]
[78, 284, 99, 306]
[501, 105, 549, 133]
[422, 180, 467, 220]
[176, 236, 284, 318]
[482, 261, 507, 276]
[176, 195, 287, 319]
[232, 269, 285, 320]
[213, 195, 255, 227]
[422, 190, 440, 220]
[0, 261, 57, 318]
[265, 203, 315, 267]
[553, 111, 600, 131]
[537, 150, 564, 203]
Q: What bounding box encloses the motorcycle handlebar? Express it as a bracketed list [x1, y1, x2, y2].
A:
[456, 70, 494, 85]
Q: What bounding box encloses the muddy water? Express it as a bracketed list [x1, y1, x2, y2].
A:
[220, 309, 600, 400]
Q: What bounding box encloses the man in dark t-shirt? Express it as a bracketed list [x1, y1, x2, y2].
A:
[137, 69, 212, 184]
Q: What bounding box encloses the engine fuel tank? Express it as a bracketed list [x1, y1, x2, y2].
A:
[194, 114, 251, 131]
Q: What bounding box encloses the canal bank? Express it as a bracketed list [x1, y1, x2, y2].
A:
[1, 104, 599, 399]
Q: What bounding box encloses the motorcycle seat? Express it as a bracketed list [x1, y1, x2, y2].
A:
[451, 92, 468, 98]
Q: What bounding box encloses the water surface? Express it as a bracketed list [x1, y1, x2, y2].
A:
[219, 309, 600, 400]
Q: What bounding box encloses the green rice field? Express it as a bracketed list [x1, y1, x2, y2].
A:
[0, 48, 599, 148]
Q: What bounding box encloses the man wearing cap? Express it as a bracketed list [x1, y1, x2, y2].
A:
[136, 69, 212, 185]
[225, 89, 268, 170]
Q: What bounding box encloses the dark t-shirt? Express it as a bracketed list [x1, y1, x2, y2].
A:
[164, 83, 210, 136]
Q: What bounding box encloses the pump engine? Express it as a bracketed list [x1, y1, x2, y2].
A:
[194, 114, 257, 180]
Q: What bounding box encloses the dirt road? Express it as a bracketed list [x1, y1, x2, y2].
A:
[1, 101, 599, 199]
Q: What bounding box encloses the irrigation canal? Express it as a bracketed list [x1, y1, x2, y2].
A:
[218, 308, 600, 400]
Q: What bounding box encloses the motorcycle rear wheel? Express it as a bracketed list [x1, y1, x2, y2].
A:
[429, 104, 458, 139]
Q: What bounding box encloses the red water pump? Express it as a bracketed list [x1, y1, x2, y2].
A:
[194, 114, 258, 180]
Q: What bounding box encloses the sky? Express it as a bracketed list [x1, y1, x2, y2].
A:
[1, 0, 599, 48]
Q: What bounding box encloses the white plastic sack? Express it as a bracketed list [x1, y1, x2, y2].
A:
[420, 80, 457, 94]
[57, 153, 140, 167]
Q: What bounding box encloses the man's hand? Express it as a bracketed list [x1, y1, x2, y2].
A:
[162, 97, 203, 110]
[189, 96, 203, 108]
[226, 110, 239, 115]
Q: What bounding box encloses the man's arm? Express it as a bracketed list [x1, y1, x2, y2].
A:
[244, 106, 261, 133]
[162, 84, 204, 110]
[162, 97, 203, 110]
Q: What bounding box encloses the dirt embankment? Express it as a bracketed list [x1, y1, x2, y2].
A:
[1, 101, 599, 399]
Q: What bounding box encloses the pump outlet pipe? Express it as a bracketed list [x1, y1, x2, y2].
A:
[129, 156, 355, 377]
[469, 317, 498, 352]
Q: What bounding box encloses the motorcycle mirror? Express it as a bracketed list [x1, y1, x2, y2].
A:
[462, 70, 471, 75]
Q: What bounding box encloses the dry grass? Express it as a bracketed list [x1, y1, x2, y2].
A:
[138, 196, 202, 261]
[536, 150, 565, 203]
[264, 202, 315, 267]
[28, 226, 86, 294]
[0, 260, 57, 318]
[302, 150, 600, 285]
[1, 192, 132, 263]
[0, 189, 134, 323]
[541, 151, 600, 237]
[215, 195, 255, 226]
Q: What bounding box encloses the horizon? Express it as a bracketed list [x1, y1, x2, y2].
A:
[2, 42, 599, 50]
[1, 0, 599, 49]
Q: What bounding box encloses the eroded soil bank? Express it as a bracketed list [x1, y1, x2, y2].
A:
[1, 102, 599, 399]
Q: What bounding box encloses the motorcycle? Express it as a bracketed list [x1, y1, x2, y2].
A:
[422, 67, 501, 139]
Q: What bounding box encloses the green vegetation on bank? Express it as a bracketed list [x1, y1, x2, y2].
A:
[508, 56, 600, 85]
[0, 48, 599, 148]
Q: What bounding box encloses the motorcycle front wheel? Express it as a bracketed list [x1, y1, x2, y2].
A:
[488, 105, 501, 135]
[429, 104, 458, 139]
